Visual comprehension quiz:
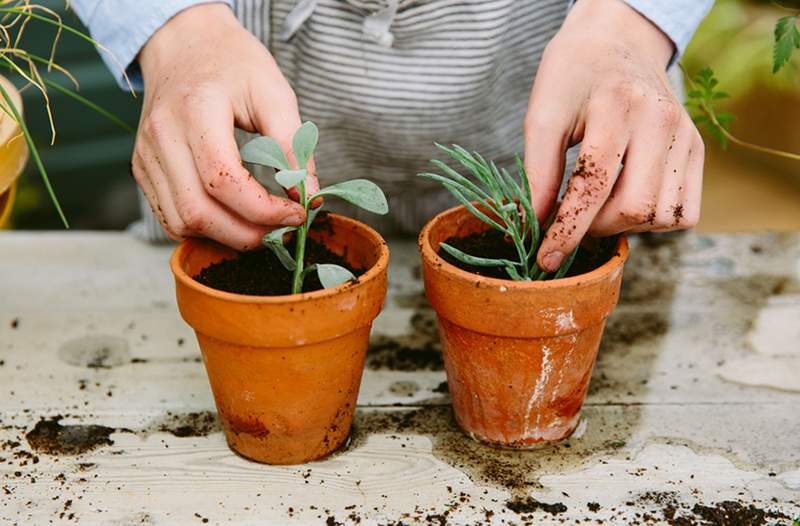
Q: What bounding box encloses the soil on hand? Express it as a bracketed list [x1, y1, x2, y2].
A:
[439, 229, 617, 280]
[194, 221, 365, 296]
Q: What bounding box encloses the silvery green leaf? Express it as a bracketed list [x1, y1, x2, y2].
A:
[262, 227, 297, 271]
[275, 169, 307, 189]
[240, 136, 290, 171]
[312, 179, 388, 215]
[439, 242, 519, 269]
[316, 263, 355, 289]
[292, 121, 318, 170]
[307, 204, 323, 225]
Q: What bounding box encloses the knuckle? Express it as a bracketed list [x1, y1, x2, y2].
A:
[143, 110, 169, 142]
[619, 201, 657, 225]
[656, 100, 683, 128]
[609, 79, 647, 108]
[176, 202, 207, 233]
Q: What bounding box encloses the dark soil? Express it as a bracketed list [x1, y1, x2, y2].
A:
[506, 496, 568, 515]
[194, 217, 365, 296]
[439, 229, 617, 280]
[25, 417, 116, 455]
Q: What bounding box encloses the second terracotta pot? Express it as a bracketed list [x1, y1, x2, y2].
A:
[171, 214, 389, 464]
[419, 205, 628, 447]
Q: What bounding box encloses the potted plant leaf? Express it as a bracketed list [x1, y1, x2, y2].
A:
[170, 121, 390, 464]
[417, 144, 628, 447]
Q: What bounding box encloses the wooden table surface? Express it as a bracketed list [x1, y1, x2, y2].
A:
[1, 231, 799, 525]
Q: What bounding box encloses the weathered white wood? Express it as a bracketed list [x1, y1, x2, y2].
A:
[1, 231, 799, 525]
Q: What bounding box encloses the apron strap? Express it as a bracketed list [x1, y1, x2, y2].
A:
[281, 0, 400, 47]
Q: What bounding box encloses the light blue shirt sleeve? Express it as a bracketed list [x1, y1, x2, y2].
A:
[70, 0, 233, 91]
[621, 0, 714, 59]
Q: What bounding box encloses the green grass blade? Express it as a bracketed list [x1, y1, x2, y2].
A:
[418, 171, 501, 217]
[428, 159, 494, 203]
[439, 242, 519, 268]
[439, 182, 507, 233]
[0, 79, 68, 227]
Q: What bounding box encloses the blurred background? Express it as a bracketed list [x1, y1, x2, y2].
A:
[1, 0, 799, 232]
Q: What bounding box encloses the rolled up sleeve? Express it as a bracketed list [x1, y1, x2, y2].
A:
[70, 0, 233, 91]
[621, 1, 714, 59]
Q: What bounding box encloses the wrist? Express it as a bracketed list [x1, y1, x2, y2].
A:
[139, 3, 239, 79]
[567, 0, 674, 67]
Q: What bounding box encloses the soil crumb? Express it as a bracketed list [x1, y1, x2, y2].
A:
[194, 217, 365, 296]
[506, 496, 567, 515]
[439, 229, 617, 280]
[26, 417, 116, 455]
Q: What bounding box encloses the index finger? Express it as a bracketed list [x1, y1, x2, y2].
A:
[536, 123, 628, 272]
[187, 104, 307, 226]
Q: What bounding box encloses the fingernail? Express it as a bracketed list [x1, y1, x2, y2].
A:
[542, 251, 564, 272]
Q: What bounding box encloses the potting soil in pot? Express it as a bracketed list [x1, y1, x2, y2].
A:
[439, 229, 619, 279]
[193, 221, 365, 295]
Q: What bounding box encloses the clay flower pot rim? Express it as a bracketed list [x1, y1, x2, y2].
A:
[170, 213, 389, 304]
[419, 203, 628, 290]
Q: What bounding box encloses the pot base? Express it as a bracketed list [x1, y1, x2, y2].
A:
[463, 413, 582, 450]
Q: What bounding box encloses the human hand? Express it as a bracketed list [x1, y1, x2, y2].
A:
[524, 0, 704, 272]
[133, 3, 318, 250]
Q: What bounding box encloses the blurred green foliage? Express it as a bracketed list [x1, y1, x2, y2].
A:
[8, 0, 141, 229]
[684, 0, 800, 98]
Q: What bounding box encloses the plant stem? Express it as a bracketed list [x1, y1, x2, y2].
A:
[708, 110, 800, 161]
[290, 181, 308, 294]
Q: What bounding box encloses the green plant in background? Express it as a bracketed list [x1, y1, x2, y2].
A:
[418, 144, 577, 281]
[684, 2, 800, 161]
[240, 121, 389, 294]
[0, 0, 133, 227]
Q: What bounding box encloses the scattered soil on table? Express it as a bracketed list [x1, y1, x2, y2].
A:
[637, 491, 791, 525]
[339, 405, 640, 498]
[194, 216, 365, 296]
[366, 295, 443, 372]
[25, 416, 116, 455]
[149, 411, 221, 438]
[438, 229, 617, 280]
[58, 334, 131, 369]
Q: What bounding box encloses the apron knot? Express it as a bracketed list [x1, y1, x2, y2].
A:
[281, 0, 400, 48]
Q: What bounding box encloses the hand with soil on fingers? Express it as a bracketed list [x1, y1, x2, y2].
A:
[132, 3, 319, 251]
[525, 0, 704, 272]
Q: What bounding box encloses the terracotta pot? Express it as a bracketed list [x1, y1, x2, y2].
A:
[419, 205, 628, 447]
[171, 214, 389, 464]
[0, 75, 28, 228]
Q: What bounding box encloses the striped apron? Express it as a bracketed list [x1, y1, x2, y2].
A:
[131, 0, 584, 240]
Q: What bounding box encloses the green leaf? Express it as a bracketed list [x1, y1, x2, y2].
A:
[0, 79, 68, 227]
[275, 169, 308, 189]
[439, 242, 519, 268]
[312, 179, 389, 215]
[240, 136, 290, 170]
[292, 121, 318, 170]
[773, 15, 800, 74]
[316, 263, 355, 289]
[262, 227, 297, 271]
